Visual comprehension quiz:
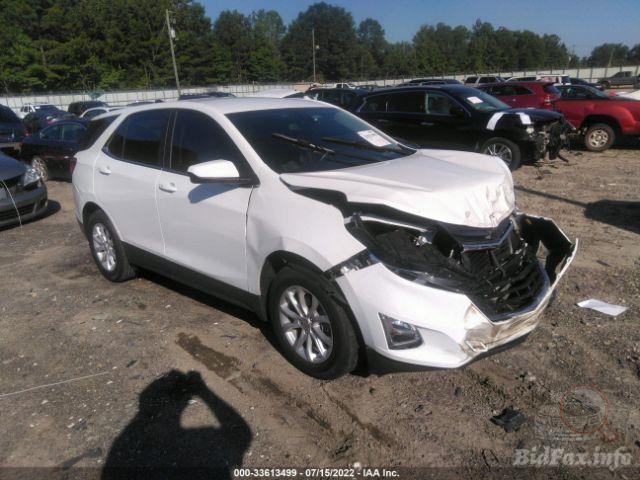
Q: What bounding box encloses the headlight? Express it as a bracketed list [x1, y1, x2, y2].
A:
[526, 126, 535, 135]
[379, 313, 423, 349]
[21, 167, 41, 187]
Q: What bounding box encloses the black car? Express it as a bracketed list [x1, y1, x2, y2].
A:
[0, 152, 47, 228]
[306, 88, 367, 109]
[0, 105, 26, 156]
[21, 120, 87, 181]
[23, 108, 75, 134]
[399, 78, 461, 86]
[351, 85, 566, 170]
[67, 100, 108, 116]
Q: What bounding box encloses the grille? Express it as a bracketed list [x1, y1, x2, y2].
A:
[0, 203, 35, 222]
[456, 229, 546, 318]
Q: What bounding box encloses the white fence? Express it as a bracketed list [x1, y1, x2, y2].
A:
[2, 64, 638, 113]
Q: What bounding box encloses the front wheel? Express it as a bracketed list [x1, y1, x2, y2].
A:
[584, 123, 615, 152]
[268, 267, 359, 379]
[481, 137, 521, 170]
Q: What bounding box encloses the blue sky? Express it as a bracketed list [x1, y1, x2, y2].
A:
[201, 0, 640, 57]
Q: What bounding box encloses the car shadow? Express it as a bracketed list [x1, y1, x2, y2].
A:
[138, 270, 279, 350]
[101, 369, 252, 480]
[515, 186, 640, 234]
[0, 199, 60, 232]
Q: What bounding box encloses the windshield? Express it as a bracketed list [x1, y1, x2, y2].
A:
[458, 90, 510, 112]
[227, 107, 414, 174]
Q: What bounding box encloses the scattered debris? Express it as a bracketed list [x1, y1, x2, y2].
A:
[491, 407, 526, 432]
[577, 299, 628, 317]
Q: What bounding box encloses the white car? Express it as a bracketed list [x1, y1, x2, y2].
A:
[80, 106, 122, 119]
[72, 99, 577, 379]
[464, 75, 505, 85]
[18, 103, 58, 119]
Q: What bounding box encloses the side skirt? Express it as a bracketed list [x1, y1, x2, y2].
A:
[123, 243, 264, 319]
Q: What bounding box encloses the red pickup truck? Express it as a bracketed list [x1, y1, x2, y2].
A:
[555, 85, 640, 151]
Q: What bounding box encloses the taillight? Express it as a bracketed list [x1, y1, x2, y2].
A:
[542, 95, 555, 109]
[69, 157, 77, 174]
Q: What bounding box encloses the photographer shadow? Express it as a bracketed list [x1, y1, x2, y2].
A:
[102, 370, 252, 480]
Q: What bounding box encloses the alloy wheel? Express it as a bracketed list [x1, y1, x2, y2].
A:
[92, 223, 116, 272]
[279, 286, 333, 363]
[485, 142, 513, 165]
[31, 157, 48, 181]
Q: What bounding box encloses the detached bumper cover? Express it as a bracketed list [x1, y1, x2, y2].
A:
[333, 215, 577, 369]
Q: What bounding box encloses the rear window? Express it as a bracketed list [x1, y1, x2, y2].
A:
[80, 115, 118, 150]
[465, 77, 478, 83]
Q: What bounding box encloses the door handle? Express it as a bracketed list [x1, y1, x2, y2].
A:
[376, 118, 389, 123]
[98, 166, 111, 175]
[420, 121, 434, 126]
[158, 182, 177, 193]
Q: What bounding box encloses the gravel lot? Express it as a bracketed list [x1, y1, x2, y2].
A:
[1, 146, 638, 478]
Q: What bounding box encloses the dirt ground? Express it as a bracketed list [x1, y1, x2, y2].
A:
[0, 146, 639, 479]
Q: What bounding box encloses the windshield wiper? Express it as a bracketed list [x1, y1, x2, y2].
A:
[272, 133, 335, 155]
[321, 136, 415, 154]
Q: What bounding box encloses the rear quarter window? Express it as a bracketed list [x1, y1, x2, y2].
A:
[80, 115, 118, 150]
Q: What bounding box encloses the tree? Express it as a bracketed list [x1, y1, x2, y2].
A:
[281, 2, 358, 81]
[357, 18, 387, 77]
[587, 43, 631, 66]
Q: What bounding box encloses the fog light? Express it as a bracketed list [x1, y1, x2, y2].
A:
[379, 314, 423, 349]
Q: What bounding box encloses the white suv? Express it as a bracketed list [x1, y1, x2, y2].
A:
[72, 99, 577, 379]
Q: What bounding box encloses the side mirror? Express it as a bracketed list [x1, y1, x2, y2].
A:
[187, 160, 254, 185]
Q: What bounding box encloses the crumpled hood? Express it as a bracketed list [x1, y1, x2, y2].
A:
[280, 149, 515, 228]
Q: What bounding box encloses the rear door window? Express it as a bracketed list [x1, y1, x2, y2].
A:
[169, 109, 246, 174]
[465, 76, 478, 84]
[360, 94, 388, 112]
[105, 110, 171, 167]
[387, 91, 425, 113]
[40, 125, 62, 141]
[61, 124, 86, 142]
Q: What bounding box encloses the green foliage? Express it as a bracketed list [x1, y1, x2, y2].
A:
[0, 1, 636, 93]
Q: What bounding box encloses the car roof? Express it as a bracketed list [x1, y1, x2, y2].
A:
[358, 84, 478, 96]
[479, 80, 552, 87]
[95, 98, 334, 117]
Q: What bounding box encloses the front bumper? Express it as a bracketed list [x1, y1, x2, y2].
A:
[335, 218, 577, 370]
[0, 183, 48, 228]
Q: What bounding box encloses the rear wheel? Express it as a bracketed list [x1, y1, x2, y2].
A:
[87, 210, 136, 282]
[481, 137, 521, 170]
[31, 156, 48, 181]
[268, 267, 359, 379]
[584, 123, 615, 152]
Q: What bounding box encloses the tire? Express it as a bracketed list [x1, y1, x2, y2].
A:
[86, 210, 136, 282]
[584, 123, 615, 152]
[268, 266, 359, 380]
[481, 137, 521, 170]
[31, 156, 49, 182]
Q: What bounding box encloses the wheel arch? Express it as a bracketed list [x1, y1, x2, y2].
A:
[258, 250, 366, 354]
[581, 115, 621, 134]
[81, 202, 123, 241]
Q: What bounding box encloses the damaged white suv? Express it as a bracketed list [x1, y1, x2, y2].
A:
[72, 99, 577, 379]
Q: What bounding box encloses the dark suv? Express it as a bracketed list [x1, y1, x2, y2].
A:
[0, 105, 26, 156]
[351, 85, 566, 170]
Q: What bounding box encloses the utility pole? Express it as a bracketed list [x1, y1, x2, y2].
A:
[312, 27, 317, 83]
[166, 9, 181, 95]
